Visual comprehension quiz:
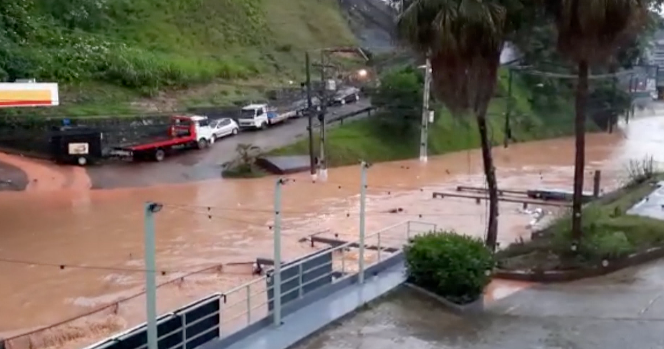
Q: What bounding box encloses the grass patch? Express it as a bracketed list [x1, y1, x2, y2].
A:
[221, 164, 268, 179]
[497, 171, 664, 271]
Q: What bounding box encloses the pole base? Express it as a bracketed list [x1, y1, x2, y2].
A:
[318, 168, 328, 181]
[419, 155, 428, 163]
[310, 173, 318, 182]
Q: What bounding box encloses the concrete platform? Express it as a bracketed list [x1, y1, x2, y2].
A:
[256, 156, 311, 175]
[627, 181, 664, 221]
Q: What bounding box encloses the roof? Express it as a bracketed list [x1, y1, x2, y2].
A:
[242, 103, 267, 110]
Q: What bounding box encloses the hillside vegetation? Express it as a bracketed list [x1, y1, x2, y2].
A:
[0, 0, 355, 115]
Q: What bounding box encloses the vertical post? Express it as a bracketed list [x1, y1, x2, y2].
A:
[144, 202, 159, 349]
[273, 178, 283, 326]
[504, 68, 513, 147]
[593, 170, 602, 198]
[419, 58, 431, 163]
[246, 284, 251, 325]
[358, 161, 368, 284]
[318, 50, 328, 181]
[298, 263, 304, 298]
[305, 52, 316, 179]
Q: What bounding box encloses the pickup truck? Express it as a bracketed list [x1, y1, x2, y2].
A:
[237, 103, 297, 130]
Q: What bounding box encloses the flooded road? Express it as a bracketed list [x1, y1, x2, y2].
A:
[0, 113, 663, 347]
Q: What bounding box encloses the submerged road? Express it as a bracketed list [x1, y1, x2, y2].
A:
[86, 100, 372, 189]
[295, 260, 664, 349]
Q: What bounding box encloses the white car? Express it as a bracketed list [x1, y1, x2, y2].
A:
[210, 118, 240, 139]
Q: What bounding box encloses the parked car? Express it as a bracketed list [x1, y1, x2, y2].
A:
[210, 118, 240, 139]
[292, 97, 322, 117]
[330, 87, 360, 106]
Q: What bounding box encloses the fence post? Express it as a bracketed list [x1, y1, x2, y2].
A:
[358, 161, 368, 284]
[246, 284, 251, 325]
[593, 170, 602, 198]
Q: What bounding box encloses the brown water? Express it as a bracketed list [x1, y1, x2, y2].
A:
[0, 114, 662, 348]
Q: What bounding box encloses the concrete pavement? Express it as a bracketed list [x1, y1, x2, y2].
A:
[86, 100, 372, 189]
[294, 259, 664, 349]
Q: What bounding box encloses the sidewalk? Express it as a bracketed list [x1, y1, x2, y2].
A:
[294, 259, 664, 349]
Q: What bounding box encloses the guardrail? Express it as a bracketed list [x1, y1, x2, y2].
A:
[325, 106, 374, 126]
[65, 220, 437, 349]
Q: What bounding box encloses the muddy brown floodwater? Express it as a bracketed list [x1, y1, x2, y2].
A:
[0, 113, 663, 349]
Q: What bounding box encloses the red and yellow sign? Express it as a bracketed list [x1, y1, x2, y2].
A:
[0, 83, 59, 108]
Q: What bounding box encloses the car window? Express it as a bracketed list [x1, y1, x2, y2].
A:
[210, 120, 219, 128]
[198, 119, 210, 127]
[256, 109, 264, 116]
[220, 119, 231, 126]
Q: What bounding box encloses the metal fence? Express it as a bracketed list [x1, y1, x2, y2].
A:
[51, 220, 435, 349]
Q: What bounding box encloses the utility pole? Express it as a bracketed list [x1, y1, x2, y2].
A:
[419, 58, 431, 163]
[305, 52, 316, 179]
[318, 50, 328, 181]
[504, 68, 513, 147]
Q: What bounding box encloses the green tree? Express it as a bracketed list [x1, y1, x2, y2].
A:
[397, 0, 527, 250]
[371, 67, 423, 136]
[545, 0, 648, 242]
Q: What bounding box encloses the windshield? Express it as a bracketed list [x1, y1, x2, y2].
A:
[240, 109, 256, 118]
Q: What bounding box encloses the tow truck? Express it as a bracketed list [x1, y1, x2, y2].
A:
[237, 103, 297, 130]
[109, 115, 215, 162]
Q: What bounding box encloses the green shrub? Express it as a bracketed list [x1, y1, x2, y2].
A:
[404, 231, 495, 304]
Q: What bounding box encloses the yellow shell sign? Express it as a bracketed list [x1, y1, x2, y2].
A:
[0, 83, 59, 108]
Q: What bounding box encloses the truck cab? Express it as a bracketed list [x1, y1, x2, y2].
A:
[170, 115, 215, 147]
[238, 104, 272, 129]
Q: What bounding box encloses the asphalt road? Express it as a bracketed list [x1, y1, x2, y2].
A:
[86, 100, 372, 189]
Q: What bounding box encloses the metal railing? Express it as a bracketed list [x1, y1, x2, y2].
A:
[7, 220, 435, 349]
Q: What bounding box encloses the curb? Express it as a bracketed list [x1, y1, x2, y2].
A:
[403, 283, 484, 315]
[495, 245, 664, 283]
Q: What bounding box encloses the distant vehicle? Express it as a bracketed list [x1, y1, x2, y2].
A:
[210, 118, 239, 139]
[109, 115, 215, 162]
[49, 126, 104, 166]
[330, 87, 360, 106]
[237, 103, 297, 130]
[292, 97, 322, 117]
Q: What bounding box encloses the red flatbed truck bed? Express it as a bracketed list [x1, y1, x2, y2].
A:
[109, 115, 215, 162]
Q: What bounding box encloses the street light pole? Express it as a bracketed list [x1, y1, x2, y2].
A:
[144, 202, 162, 349]
[419, 58, 431, 163]
[318, 50, 328, 181]
[272, 178, 284, 326]
[305, 52, 316, 179]
[358, 161, 368, 284]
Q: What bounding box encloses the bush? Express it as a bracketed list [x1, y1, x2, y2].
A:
[404, 231, 495, 304]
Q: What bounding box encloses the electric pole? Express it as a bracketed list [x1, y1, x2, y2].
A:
[504, 68, 513, 147]
[305, 52, 316, 179]
[318, 50, 328, 181]
[419, 58, 431, 163]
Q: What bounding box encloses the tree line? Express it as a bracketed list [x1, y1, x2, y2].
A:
[396, 0, 660, 250]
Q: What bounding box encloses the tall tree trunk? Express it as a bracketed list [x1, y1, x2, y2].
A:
[571, 60, 589, 242]
[476, 113, 499, 251]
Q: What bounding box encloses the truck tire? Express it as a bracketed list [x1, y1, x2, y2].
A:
[232, 128, 239, 135]
[197, 138, 208, 149]
[155, 149, 165, 162]
[77, 157, 87, 166]
[260, 122, 268, 130]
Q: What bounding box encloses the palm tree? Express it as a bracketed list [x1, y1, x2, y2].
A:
[398, 0, 525, 251]
[546, 0, 647, 242]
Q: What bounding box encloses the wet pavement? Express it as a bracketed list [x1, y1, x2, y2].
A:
[294, 259, 664, 349]
[627, 181, 664, 221]
[0, 111, 663, 347]
[0, 157, 27, 191]
[86, 100, 372, 189]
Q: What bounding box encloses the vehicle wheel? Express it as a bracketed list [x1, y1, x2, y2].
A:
[197, 138, 208, 149]
[261, 122, 268, 130]
[77, 157, 87, 166]
[155, 149, 165, 162]
[232, 128, 239, 135]
[341, 99, 346, 105]
[354, 94, 360, 101]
